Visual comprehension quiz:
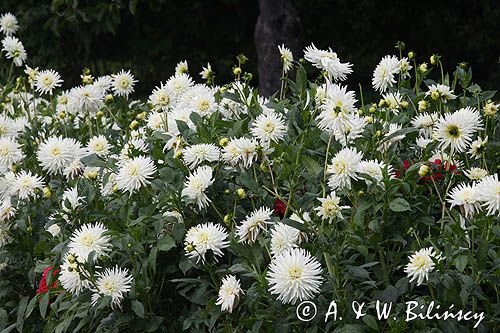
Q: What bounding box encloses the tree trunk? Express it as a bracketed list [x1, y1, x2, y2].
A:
[254, 0, 302, 97]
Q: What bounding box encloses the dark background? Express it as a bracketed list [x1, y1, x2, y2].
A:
[1, 0, 498, 96]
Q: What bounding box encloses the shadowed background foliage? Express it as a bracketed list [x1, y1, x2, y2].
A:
[1, 0, 498, 96]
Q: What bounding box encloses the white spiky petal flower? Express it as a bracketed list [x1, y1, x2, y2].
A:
[464, 167, 488, 181]
[0, 136, 23, 168]
[1, 36, 26, 66]
[250, 111, 287, 144]
[37, 137, 84, 175]
[68, 222, 111, 262]
[87, 135, 111, 157]
[278, 44, 294, 73]
[59, 253, 91, 295]
[181, 165, 214, 210]
[112, 70, 137, 97]
[270, 222, 300, 256]
[12, 171, 44, 200]
[35, 69, 63, 95]
[314, 192, 349, 221]
[91, 266, 133, 309]
[0, 13, 19, 36]
[116, 156, 156, 194]
[182, 144, 220, 169]
[216, 275, 243, 313]
[236, 207, 273, 244]
[433, 107, 483, 153]
[357, 159, 394, 185]
[475, 174, 500, 216]
[267, 248, 323, 304]
[327, 147, 363, 190]
[447, 183, 481, 218]
[184, 222, 229, 262]
[304, 43, 352, 81]
[148, 83, 173, 111]
[372, 55, 400, 92]
[404, 247, 444, 286]
[425, 84, 457, 103]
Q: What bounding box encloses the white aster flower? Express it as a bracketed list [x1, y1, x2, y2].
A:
[0, 198, 15, 222]
[278, 44, 294, 73]
[382, 91, 403, 114]
[250, 111, 287, 144]
[46, 224, 60, 237]
[199, 63, 213, 80]
[34, 69, 63, 95]
[475, 174, 500, 216]
[0, 137, 23, 168]
[68, 222, 111, 262]
[222, 137, 259, 168]
[379, 123, 405, 152]
[146, 111, 167, 132]
[304, 43, 352, 81]
[184, 222, 229, 262]
[267, 248, 323, 304]
[181, 165, 214, 210]
[216, 275, 243, 313]
[327, 147, 363, 190]
[68, 84, 104, 115]
[12, 171, 44, 200]
[404, 247, 444, 286]
[37, 137, 85, 175]
[357, 159, 394, 185]
[166, 73, 194, 101]
[270, 222, 300, 257]
[61, 186, 84, 212]
[59, 253, 91, 295]
[464, 167, 488, 181]
[1, 36, 26, 66]
[415, 136, 432, 149]
[314, 192, 349, 221]
[425, 84, 456, 103]
[411, 112, 439, 138]
[372, 55, 400, 92]
[175, 60, 189, 75]
[148, 83, 173, 111]
[399, 57, 412, 79]
[433, 107, 483, 153]
[111, 70, 137, 98]
[447, 183, 481, 218]
[116, 156, 156, 194]
[236, 207, 273, 244]
[468, 136, 487, 159]
[182, 144, 220, 169]
[87, 135, 111, 157]
[0, 13, 19, 36]
[91, 266, 133, 309]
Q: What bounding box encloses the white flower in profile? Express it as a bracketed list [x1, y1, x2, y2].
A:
[357, 159, 394, 185]
[184, 222, 229, 262]
[87, 135, 111, 157]
[236, 207, 273, 244]
[464, 167, 488, 181]
[425, 84, 456, 103]
[68, 222, 111, 262]
[46, 224, 60, 237]
[91, 266, 133, 309]
[335, 114, 366, 146]
[411, 112, 439, 138]
[251, 111, 287, 144]
[379, 123, 405, 152]
[270, 222, 300, 257]
[475, 174, 500, 216]
[267, 248, 323, 304]
[314, 192, 349, 221]
[68, 84, 104, 115]
[186, 85, 217, 117]
[100, 172, 117, 197]
[1, 36, 26, 66]
[0, 136, 23, 168]
[468, 136, 487, 159]
[216, 275, 243, 313]
[382, 91, 403, 114]
[398, 57, 412, 79]
[182, 144, 220, 169]
[199, 63, 213, 80]
[61, 186, 84, 212]
[37, 137, 84, 175]
[181, 165, 214, 210]
[0, 13, 19, 36]
[372, 55, 400, 92]
[433, 107, 483, 153]
[404, 247, 444, 286]
[304, 43, 352, 81]
[111, 70, 137, 98]
[59, 253, 91, 295]
[34, 69, 63, 95]
[278, 44, 294, 73]
[93, 75, 113, 94]
[146, 111, 167, 131]
[175, 60, 189, 75]
[116, 156, 156, 194]
[12, 171, 44, 200]
[327, 147, 363, 190]
[148, 82, 173, 111]
[228, 137, 259, 168]
[0, 198, 15, 222]
[166, 73, 194, 100]
[447, 183, 481, 218]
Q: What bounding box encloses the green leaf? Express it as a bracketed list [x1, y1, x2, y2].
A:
[454, 255, 468, 272]
[347, 265, 370, 279]
[39, 293, 50, 318]
[380, 127, 418, 143]
[129, 0, 139, 15]
[389, 198, 411, 212]
[131, 300, 145, 318]
[16, 296, 28, 331]
[301, 155, 322, 177]
[158, 236, 176, 252]
[281, 218, 309, 232]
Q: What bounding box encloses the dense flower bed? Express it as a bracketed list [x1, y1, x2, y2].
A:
[0, 12, 499, 332]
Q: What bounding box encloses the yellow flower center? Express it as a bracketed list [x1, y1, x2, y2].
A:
[82, 235, 95, 247]
[288, 266, 303, 280]
[447, 125, 460, 138]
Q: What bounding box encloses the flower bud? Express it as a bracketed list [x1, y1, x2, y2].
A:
[136, 112, 146, 120]
[223, 214, 232, 225]
[112, 184, 119, 193]
[418, 100, 427, 112]
[378, 99, 386, 108]
[236, 188, 246, 199]
[418, 165, 430, 177]
[364, 116, 373, 124]
[233, 67, 242, 75]
[430, 55, 438, 65]
[369, 106, 377, 113]
[185, 244, 194, 252]
[419, 63, 428, 73]
[96, 111, 104, 118]
[174, 150, 183, 159]
[408, 51, 415, 60]
[105, 94, 114, 103]
[375, 130, 382, 138]
[43, 187, 51, 198]
[224, 189, 230, 194]
[484, 101, 498, 117]
[87, 170, 98, 180]
[357, 190, 365, 197]
[58, 111, 66, 119]
[219, 137, 230, 147]
[401, 101, 409, 109]
[129, 120, 139, 130]
[430, 91, 440, 101]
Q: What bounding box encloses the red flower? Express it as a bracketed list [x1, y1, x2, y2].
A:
[274, 198, 286, 219]
[403, 159, 412, 170]
[36, 265, 60, 295]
